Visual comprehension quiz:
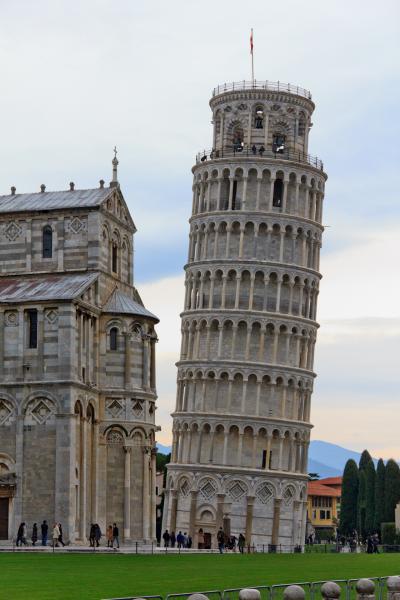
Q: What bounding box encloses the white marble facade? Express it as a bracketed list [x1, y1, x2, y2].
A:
[0, 159, 159, 543]
[163, 81, 327, 550]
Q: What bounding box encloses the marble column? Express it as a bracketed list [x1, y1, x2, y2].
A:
[123, 447, 131, 540]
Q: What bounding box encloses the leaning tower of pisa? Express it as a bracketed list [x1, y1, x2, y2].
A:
[163, 80, 327, 550]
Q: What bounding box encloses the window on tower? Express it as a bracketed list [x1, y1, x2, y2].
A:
[42, 225, 53, 258]
[272, 134, 286, 154]
[273, 179, 283, 207]
[298, 116, 306, 137]
[255, 106, 264, 129]
[232, 125, 244, 152]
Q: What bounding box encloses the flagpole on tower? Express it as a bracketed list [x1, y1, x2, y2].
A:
[250, 28, 254, 85]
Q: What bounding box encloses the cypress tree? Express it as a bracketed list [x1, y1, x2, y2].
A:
[340, 459, 359, 535]
[358, 469, 366, 538]
[359, 450, 373, 471]
[364, 458, 376, 535]
[374, 459, 386, 532]
[384, 459, 400, 522]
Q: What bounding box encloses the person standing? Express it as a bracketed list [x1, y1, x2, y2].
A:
[52, 523, 60, 548]
[31, 523, 38, 546]
[198, 528, 204, 549]
[217, 527, 225, 554]
[106, 525, 113, 548]
[41, 520, 48, 546]
[162, 529, 170, 548]
[58, 523, 65, 547]
[238, 533, 245, 554]
[112, 523, 120, 549]
[176, 531, 184, 549]
[170, 531, 176, 548]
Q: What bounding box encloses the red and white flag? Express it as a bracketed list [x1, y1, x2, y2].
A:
[250, 29, 254, 54]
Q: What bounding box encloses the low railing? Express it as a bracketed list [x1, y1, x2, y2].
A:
[195, 146, 324, 171]
[212, 81, 312, 100]
[102, 576, 400, 600]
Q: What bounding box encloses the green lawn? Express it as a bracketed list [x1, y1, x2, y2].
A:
[0, 552, 398, 600]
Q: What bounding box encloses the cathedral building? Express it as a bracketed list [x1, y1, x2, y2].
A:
[0, 154, 159, 543]
[163, 80, 327, 549]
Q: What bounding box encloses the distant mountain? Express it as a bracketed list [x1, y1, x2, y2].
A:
[156, 439, 374, 480]
[308, 440, 378, 478]
[156, 443, 171, 455]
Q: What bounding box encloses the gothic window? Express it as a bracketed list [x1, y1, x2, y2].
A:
[112, 243, 118, 273]
[273, 179, 283, 207]
[272, 134, 286, 153]
[110, 327, 118, 351]
[42, 225, 53, 258]
[298, 115, 306, 137]
[27, 309, 38, 348]
[255, 106, 264, 129]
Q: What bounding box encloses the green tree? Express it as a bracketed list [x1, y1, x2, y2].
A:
[384, 459, 400, 522]
[374, 458, 386, 532]
[357, 469, 366, 538]
[359, 450, 373, 471]
[364, 459, 376, 535]
[340, 459, 359, 535]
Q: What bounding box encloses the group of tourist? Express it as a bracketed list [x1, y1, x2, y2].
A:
[161, 527, 246, 553]
[217, 528, 246, 554]
[162, 529, 193, 549]
[15, 521, 120, 549]
[16, 520, 65, 547]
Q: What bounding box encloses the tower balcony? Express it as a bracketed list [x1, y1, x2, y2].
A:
[212, 80, 312, 100]
[195, 145, 324, 172]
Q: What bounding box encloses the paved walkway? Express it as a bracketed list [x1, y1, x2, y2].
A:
[0, 543, 222, 554]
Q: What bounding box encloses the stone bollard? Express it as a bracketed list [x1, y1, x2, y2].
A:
[321, 582, 341, 600]
[188, 595, 209, 600]
[356, 579, 375, 600]
[239, 590, 261, 600]
[387, 576, 400, 600]
[284, 585, 306, 600]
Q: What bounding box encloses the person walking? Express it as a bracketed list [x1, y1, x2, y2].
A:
[58, 523, 65, 547]
[52, 523, 60, 548]
[41, 520, 48, 546]
[217, 527, 225, 554]
[16, 522, 27, 547]
[94, 523, 102, 547]
[106, 525, 113, 548]
[198, 528, 204, 549]
[238, 533, 245, 554]
[162, 529, 170, 548]
[89, 524, 95, 547]
[31, 523, 38, 546]
[112, 523, 120, 549]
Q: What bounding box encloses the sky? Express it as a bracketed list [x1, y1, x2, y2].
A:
[0, 0, 399, 458]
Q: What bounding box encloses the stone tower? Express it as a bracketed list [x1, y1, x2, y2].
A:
[163, 80, 327, 550]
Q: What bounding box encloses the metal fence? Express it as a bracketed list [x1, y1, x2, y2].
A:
[102, 575, 399, 600]
[195, 146, 324, 171]
[212, 81, 312, 100]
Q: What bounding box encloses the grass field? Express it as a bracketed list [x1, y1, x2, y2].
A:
[0, 552, 398, 600]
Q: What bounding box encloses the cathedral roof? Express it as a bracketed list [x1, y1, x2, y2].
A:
[0, 188, 113, 213]
[0, 272, 98, 302]
[103, 288, 158, 322]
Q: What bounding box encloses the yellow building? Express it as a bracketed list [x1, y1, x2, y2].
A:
[307, 477, 342, 536]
